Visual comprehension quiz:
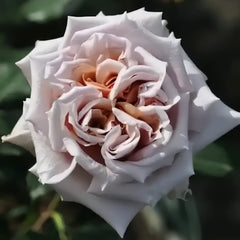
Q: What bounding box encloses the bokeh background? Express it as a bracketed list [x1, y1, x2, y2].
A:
[0, 0, 239, 240]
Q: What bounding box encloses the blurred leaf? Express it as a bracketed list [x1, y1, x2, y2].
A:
[19, 210, 38, 233]
[156, 197, 201, 240]
[0, 0, 25, 24]
[0, 46, 30, 63]
[26, 173, 52, 200]
[51, 211, 67, 240]
[194, 143, 233, 177]
[184, 197, 201, 240]
[12, 230, 59, 240]
[0, 63, 30, 107]
[21, 0, 71, 23]
[72, 223, 121, 240]
[0, 143, 23, 156]
[7, 205, 29, 219]
[221, 139, 240, 171]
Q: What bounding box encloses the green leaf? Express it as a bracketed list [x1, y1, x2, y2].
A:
[194, 143, 233, 177]
[0, 63, 30, 107]
[7, 205, 29, 219]
[19, 210, 38, 233]
[21, 0, 71, 23]
[156, 197, 201, 240]
[51, 211, 67, 240]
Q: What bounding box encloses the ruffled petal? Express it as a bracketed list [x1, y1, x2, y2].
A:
[87, 148, 193, 206]
[16, 38, 62, 86]
[29, 127, 77, 184]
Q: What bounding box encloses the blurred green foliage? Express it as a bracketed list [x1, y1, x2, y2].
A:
[0, 0, 239, 240]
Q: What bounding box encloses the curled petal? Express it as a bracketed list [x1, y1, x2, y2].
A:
[1, 99, 34, 154]
[29, 127, 77, 184]
[48, 86, 101, 151]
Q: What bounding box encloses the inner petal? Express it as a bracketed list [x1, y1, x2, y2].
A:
[116, 102, 160, 132]
[96, 58, 125, 85]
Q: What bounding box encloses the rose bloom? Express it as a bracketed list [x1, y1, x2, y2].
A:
[2, 8, 240, 237]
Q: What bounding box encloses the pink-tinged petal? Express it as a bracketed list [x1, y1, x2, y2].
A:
[29, 127, 77, 184]
[69, 17, 137, 51]
[53, 165, 145, 237]
[127, 8, 169, 37]
[44, 47, 75, 86]
[74, 33, 137, 67]
[48, 86, 101, 151]
[167, 33, 193, 92]
[1, 99, 34, 154]
[63, 132, 144, 235]
[183, 52, 240, 152]
[96, 59, 125, 84]
[189, 78, 240, 153]
[60, 15, 110, 49]
[25, 52, 61, 135]
[134, 46, 181, 108]
[135, 46, 167, 78]
[160, 74, 181, 109]
[102, 125, 140, 161]
[110, 65, 159, 100]
[55, 58, 91, 85]
[88, 148, 193, 206]
[102, 94, 189, 183]
[112, 107, 152, 131]
[16, 38, 62, 86]
[77, 98, 114, 135]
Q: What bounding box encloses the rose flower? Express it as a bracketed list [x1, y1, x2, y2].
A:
[2, 8, 240, 237]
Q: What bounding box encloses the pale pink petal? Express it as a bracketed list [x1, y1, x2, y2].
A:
[74, 33, 137, 67]
[183, 52, 240, 152]
[127, 8, 169, 37]
[1, 99, 34, 154]
[29, 127, 77, 184]
[110, 65, 159, 100]
[16, 38, 62, 86]
[25, 52, 60, 135]
[60, 15, 110, 49]
[102, 125, 140, 160]
[53, 166, 144, 237]
[96, 59, 125, 84]
[88, 149, 193, 206]
[48, 86, 101, 151]
[101, 94, 189, 183]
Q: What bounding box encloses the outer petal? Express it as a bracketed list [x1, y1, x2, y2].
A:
[184, 53, 240, 152]
[60, 15, 110, 48]
[16, 38, 62, 86]
[1, 99, 34, 154]
[29, 127, 77, 184]
[53, 165, 144, 238]
[127, 8, 169, 37]
[88, 149, 194, 207]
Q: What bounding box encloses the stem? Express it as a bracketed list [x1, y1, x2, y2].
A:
[32, 194, 60, 231]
